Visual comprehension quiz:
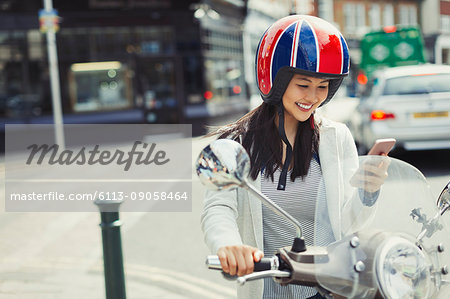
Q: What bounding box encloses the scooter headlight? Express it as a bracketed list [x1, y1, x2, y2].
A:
[375, 236, 432, 298]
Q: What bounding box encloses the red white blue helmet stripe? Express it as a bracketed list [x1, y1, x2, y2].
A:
[256, 15, 350, 96]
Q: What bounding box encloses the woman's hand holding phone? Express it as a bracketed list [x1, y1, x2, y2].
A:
[351, 139, 395, 192]
[350, 157, 391, 192]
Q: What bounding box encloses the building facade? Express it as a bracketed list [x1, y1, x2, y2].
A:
[0, 0, 249, 140]
[314, 0, 422, 96]
[243, 0, 293, 109]
[422, 0, 450, 63]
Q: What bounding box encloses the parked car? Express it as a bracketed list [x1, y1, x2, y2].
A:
[348, 64, 450, 154]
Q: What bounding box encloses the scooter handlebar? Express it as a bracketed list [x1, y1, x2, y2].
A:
[206, 255, 278, 272]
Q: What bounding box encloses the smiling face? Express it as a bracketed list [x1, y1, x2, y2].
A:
[282, 74, 329, 123]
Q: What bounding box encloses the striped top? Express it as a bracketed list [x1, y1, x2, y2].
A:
[261, 158, 335, 299]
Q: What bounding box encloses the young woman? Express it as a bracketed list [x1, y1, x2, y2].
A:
[201, 15, 388, 299]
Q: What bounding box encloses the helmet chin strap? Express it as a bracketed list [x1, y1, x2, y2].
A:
[277, 104, 293, 191]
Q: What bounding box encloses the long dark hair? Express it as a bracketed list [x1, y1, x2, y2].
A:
[210, 103, 320, 182]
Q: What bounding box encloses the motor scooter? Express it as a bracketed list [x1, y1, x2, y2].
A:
[196, 139, 450, 298]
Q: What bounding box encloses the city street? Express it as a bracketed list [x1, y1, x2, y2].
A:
[0, 135, 449, 298]
[0, 135, 237, 299]
[1, 1, 449, 298]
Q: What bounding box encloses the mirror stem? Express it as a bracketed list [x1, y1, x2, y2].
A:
[243, 180, 303, 239]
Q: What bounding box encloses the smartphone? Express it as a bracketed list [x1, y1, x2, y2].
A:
[368, 138, 396, 155]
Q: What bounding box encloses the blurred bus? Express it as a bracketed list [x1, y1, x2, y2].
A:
[0, 0, 249, 145]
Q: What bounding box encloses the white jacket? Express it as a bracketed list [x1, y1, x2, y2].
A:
[201, 117, 363, 299]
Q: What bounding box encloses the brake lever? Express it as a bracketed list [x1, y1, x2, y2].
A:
[236, 270, 291, 285]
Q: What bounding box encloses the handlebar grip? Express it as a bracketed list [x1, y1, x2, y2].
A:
[206, 255, 223, 270]
[253, 258, 273, 271]
[206, 255, 277, 271]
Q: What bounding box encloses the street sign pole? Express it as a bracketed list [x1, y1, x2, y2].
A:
[42, 0, 65, 148]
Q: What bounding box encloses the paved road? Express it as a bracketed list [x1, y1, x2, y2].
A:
[391, 149, 450, 198]
[0, 136, 237, 299]
[0, 134, 448, 299]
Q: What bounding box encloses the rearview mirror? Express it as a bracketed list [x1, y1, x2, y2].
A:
[437, 182, 450, 216]
[195, 139, 250, 191]
[196, 139, 305, 241]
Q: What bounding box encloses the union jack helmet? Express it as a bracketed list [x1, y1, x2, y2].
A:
[256, 15, 350, 106]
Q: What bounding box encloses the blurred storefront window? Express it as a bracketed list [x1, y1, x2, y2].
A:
[57, 26, 175, 60]
[0, 0, 249, 139]
[59, 25, 175, 115]
[139, 58, 178, 123]
[88, 0, 170, 9]
[0, 29, 45, 118]
[68, 61, 132, 112]
[202, 27, 246, 103]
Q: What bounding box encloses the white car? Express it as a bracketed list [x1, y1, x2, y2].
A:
[349, 64, 450, 154]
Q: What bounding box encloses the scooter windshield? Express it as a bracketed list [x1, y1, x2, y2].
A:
[313, 155, 450, 298]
